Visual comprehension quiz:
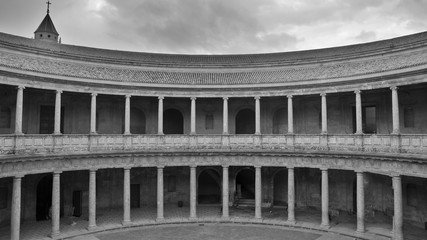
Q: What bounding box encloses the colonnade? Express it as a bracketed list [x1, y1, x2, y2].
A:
[12, 85, 401, 135]
[8, 166, 404, 240]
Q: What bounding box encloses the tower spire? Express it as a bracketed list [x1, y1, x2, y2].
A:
[46, 1, 52, 14]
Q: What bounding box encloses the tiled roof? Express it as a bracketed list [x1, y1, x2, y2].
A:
[0, 32, 427, 86]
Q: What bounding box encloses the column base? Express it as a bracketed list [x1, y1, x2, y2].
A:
[14, 132, 24, 135]
[49, 231, 60, 239]
[53, 132, 62, 135]
[156, 217, 165, 222]
[221, 216, 230, 221]
[287, 219, 296, 225]
[356, 229, 365, 235]
[189, 217, 198, 221]
[320, 223, 330, 229]
[122, 220, 132, 226]
[86, 225, 98, 231]
[89, 132, 98, 135]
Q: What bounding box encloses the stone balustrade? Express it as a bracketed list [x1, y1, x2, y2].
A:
[1, 134, 427, 156]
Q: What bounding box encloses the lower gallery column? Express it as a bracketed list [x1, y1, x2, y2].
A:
[321, 168, 330, 228]
[356, 171, 365, 233]
[88, 169, 97, 230]
[123, 167, 131, 225]
[287, 167, 296, 224]
[51, 171, 61, 237]
[393, 175, 403, 240]
[190, 166, 197, 219]
[11, 175, 23, 240]
[157, 166, 164, 221]
[222, 165, 229, 219]
[255, 166, 262, 219]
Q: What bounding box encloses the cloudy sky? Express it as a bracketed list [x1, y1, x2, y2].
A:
[0, 0, 426, 54]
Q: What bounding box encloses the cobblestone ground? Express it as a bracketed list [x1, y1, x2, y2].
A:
[0, 206, 426, 240]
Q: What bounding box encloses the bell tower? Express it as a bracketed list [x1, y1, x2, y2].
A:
[34, 1, 59, 43]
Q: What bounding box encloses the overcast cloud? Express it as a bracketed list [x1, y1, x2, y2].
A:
[0, 0, 426, 54]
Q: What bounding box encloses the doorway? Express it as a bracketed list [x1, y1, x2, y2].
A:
[72, 190, 82, 217]
[163, 109, 184, 134]
[36, 175, 52, 221]
[235, 109, 255, 134]
[235, 168, 255, 199]
[198, 169, 221, 204]
[131, 184, 140, 208]
[39, 105, 64, 134]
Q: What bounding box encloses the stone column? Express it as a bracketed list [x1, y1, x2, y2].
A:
[288, 167, 296, 224]
[157, 167, 164, 220]
[190, 166, 197, 219]
[393, 175, 403, 240]
[158, 97, 164, 134]
[124, 95, 131, 135]
[255, 97, 261, 134]
[321, 93, 327, 134]
[54, 90, 62, 134]
[123, 167, 131, 225]
[11, 175, 23, 240]
[391, 87, 400, 134]
[222, 165, 229, 219]
[88, 169, 97, 230]
[356, 171, 365, 233]
[223, 97, 229, 134]
[287, 95, 294, 134]
[355, 90, 363, 134]
[190, 97, 196, 134]
[321, 168, 330, 228]
[90, 93, 97, 134]
[51, 171, 61, 237]
[15, 86, 24, 134]
[255, 166, 262, 219]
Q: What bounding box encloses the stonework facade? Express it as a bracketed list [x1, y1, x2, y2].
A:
[1, 15, 427, 240]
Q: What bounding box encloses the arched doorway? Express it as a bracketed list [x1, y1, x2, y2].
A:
[235, 168, 255, 199]
[164, 109, 184, 134]
[198, 169, 221, 204]
[130, 107, 146, 134]
[235, 109, 255, 134]
[36, 175, 52, 221]
[273, 108, 287, 134]
[273, 169, 288, 206]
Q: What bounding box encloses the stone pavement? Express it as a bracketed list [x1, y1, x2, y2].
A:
[0, 205, 426, 240]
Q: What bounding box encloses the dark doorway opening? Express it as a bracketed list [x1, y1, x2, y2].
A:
[198, 169, 221, 204]
[353, 177, 357, 214]
[36, 175, 52, 221]
[164, 109, 184, 134]
[235, 168, 255, 199]
[39, 105, 64, 134]
[235, 109, 255, 134]
[131, 184, 140, 208]
[72, 190, 82, 217]
[130, 108, 146, 134]
[352, 106, 376, 134]
[273, 108, 287, 134]
[273, 170, 288, 206]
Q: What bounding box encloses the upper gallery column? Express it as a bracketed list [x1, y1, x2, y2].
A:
[190, 165, 197, 219]
[88, 169, 97, 230]
[51, 171, 62, 238]
[255, 166, 262, 219]
[356, 171, 365, 233]
[321, 93, 327, 134]
[124, 95, 131, 135]
[157, 166, 164, 220]
[158, 96, 164, 134]
[287, 167, 296, 224]
[391, 87, 400, 134]
[11, 175, 23, 240]
[255, 96, 261, 134]
[223, 97, 229, 134]
[355, 90, 363, 134]
[392, 175, 403, 240]
[15, 86, 25, 134]
[190, 97, 197, 134]
[321, 168, 330, 228]
[222, 165, 229, 219]
[90, 93, 97, 134]
[54, 90, 62, 134]
[287, 95, 294, 134]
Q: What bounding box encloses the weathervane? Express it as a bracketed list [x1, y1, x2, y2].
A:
[46, 0, 52, 14]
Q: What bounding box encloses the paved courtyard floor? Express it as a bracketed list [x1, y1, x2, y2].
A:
[0, 205, 426, 240]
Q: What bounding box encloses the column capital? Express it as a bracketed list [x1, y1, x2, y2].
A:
[53, 170, 63, 174]
[17, 85, 25, 90]
[287, 95, 293, 99]
[254, 165, 262, 169]
[157, 166, 165, 170]
[223, 96, 229, 101]
[320, 168, 328, 171]
[123, 167, 132, 170]
[354, 89, 362, 94]
[391, 174, 401, 179]
[287, 166, 295, 170]
[125, 94, 131, 98]
[56, 89, 63, 94]
[189, 165, 197, 169]
[89, 168, 98, 172]
[14, 174, 25, 179]
[390, 86, 399, 91]
[190, 97, 197, 101]
[91, 92, 98, 97]
[355, 170, 364, 174]
[320, 93, 327, 97]
[254, 96, 261, 100]
[158, 96, 164, 100]
[222, 164, 230, 168]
